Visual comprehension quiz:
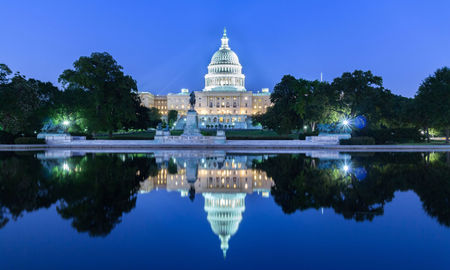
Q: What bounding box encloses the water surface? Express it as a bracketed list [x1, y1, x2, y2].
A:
[0, 151, 449, 269]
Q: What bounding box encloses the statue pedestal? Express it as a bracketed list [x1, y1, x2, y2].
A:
[182, 110, 202, 136]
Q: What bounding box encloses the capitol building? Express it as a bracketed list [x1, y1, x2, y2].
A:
[139, 29, 271, 129]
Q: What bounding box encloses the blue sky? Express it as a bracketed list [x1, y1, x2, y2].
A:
[1, 0, 449, 97]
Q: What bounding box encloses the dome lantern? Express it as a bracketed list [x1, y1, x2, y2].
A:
[220, 28, 229, 49]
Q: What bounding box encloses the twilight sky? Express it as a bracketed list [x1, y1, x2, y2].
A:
[1, 0, 449, 97]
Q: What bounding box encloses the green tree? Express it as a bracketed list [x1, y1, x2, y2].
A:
[167, 110, 178, 128]
[49, 87, 91, 134]
[59, 52, 138, 137]
[147, 107, 162, 128]
[331, 70, 389, 126]
[415, 67, 450, 143]
[302, 79, 341, 131]
[123, 97, 155, 131]
[0, 70, 59, 135]
[254, 75, 307, 134]
[380, 93, 414, 128]
[0, 64, 12, 84]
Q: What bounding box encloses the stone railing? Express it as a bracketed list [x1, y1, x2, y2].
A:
[154, 135, 226, 144]
[306, 136, 340, 144]
[154, 129, 226, 144]
[44, 135, 86, 144]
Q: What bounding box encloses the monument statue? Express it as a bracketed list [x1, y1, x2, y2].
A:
[182, 91, 201, 136]
[189, 91, 196, 110]
[37, 119, 68, 139]
[40, 119, 66, 134]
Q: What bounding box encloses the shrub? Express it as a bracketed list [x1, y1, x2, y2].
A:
[0, 131, 15, 144]
[170, 130, 183, 136]
[298, 131, 320, 140]
[201, 130, 216, 136]
[340, 136, 375, 145]
[94, 131, 156, 140]
[14, 137, 45, 144]
[225, 130, 296, 140]
[354, 128, 423, 144]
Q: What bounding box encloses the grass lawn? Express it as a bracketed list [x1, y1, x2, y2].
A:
[225, 130, 297, 140]
[398, 141, 449, 145]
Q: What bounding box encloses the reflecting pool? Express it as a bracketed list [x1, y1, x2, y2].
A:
[0, 150, 449, 269]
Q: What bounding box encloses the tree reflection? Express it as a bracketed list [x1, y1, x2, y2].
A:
[56, 154, 157, 236]
[0, 152, 58, 228]
[255, 152, 450, 226]
[0, 152, 158, 235]
[0, 151, 449, 236]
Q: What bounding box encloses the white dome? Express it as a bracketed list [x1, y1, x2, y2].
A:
[204, 29, 246, 91]
[210, 49, 240, 66]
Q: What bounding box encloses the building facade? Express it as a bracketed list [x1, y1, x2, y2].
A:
[139, 29, 271, 129]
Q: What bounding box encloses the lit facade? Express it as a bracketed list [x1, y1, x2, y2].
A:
[139, 154, 273, 257]
[140, 155, 273, 195]
[154, 95, 168, 115]
[139, 29, 271, 128]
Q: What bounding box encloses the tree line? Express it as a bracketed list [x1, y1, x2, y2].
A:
[0, 52, 161, 139]
[1, 52, 449, 142]
[254, 68, 450, 143]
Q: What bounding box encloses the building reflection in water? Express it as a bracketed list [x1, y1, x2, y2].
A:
[139, 154, 274, 257]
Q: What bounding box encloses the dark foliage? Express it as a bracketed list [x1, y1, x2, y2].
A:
[354, 128, 423, 144]
[340, 136, 375, 145]
[14, 137, 45, 144]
